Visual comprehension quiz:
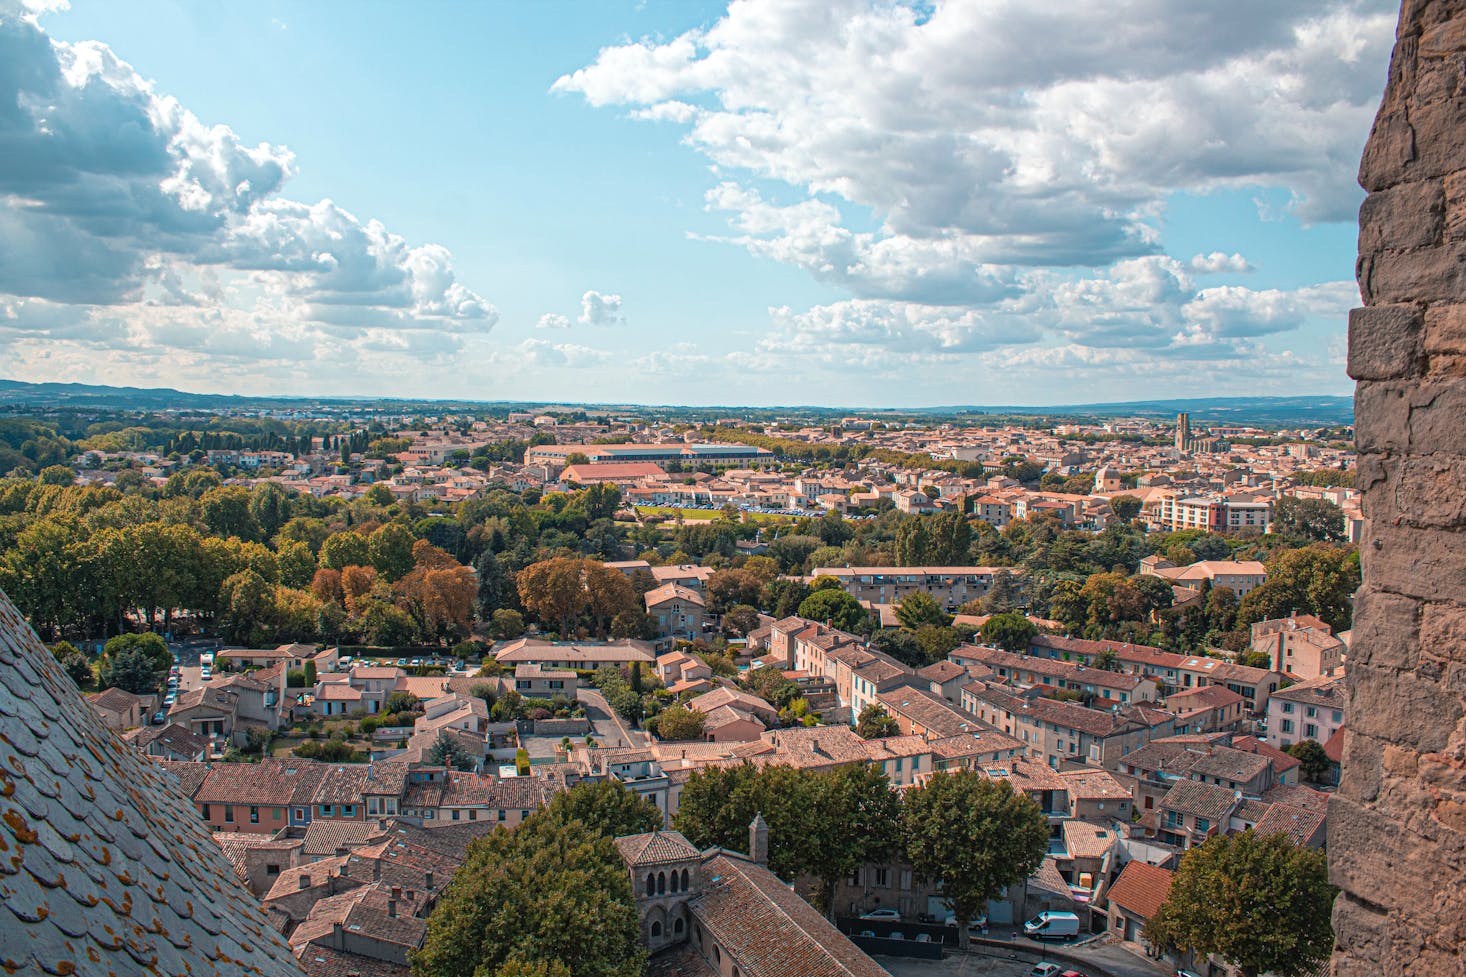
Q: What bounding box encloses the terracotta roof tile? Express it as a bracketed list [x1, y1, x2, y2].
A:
[1106, 861, 1174, 920]
[0, 588, 302, 976]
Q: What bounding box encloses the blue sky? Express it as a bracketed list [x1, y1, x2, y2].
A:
[1, 0, 1396, 406]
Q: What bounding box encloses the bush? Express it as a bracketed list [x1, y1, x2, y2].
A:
[515, 748, 531, 777]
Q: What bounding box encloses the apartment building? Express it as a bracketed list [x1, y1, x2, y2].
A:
[951, 644, 1159, 706]
[1267, 674, 1347, 748]
[959, 681, 1176, 770]
[1250, 614, 1345, 680]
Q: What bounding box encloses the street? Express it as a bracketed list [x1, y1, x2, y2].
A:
[874, 936, 1170, 977]
[576, 688, 644, 750]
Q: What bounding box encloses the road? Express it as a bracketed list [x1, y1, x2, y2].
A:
[875, 936, 1170, 977]
[577, 688, 643, 750]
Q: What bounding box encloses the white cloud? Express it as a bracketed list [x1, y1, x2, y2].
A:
[0, 5, 494, 379]
[536, 313, 572, 330]
[1190, 251, 1254, 274]
[556, 0, 1388, 389]
[578, 290, 625, 326]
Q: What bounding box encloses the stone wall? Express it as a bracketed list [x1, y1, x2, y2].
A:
[1334, 3, 1466, 974]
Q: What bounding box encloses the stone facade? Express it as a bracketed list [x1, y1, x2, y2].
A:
[1334, 4, 1466, 974]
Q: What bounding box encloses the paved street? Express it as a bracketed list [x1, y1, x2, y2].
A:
[874, 937, 1170, 977]
[577, 688, 643, 749]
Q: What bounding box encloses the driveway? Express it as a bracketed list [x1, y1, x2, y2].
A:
[577, 688, 643, 750]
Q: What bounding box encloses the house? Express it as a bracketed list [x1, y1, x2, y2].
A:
[1250, 614, 1345, 680]
[1267, 674, 1347, 748]
[649, 564, 716, 595]
[686, 687, 777, 727]
[1139, 557, 1268, 596]
[951, 644, 1159, 705]
[88, 687, 148, 729]
[494, 637, 657, 671]
[1059, 767, 1134, 823]
[1155, 780, 1239, 849]
[645, 584, 707, 644]
[657, 650, 713, 689]
[1106, 860, 1174, 950]
[960, 681, 1176, 770]
[916, 660, 969, 702]
[126, 722, 211, 761]
[194, 758, 326, 834]
[1164, 684, 1247, 733]
[808, 566, 1015, 610]
[512, 663, 579, 697]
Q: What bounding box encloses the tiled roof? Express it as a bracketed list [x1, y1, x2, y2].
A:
[1253, 802, 1326, 846]
[1271, 674, 1347, 706]
[297, 943, 409, 977]
[1106, 860, 1174, 920]
[1059, 767, 1132, 800]
[89, 686, 145, 711]
[1159, 780, 1239, 821]
[1261, 783, 1331, 813]
[157, 759, 212, 797]
[303, 819, 380, 859]
[1186, 747, 1271, 784]
[313, 764, 372, 806]
[197, 757, 321, 807]
[615, 830, 701, 867]
[0, 588, 303, 976]
[692, 854, 890, 977]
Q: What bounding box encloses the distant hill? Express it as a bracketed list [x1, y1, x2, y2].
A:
[0, 379, 1352, 426]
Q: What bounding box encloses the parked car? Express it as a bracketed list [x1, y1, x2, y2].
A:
[887, 931, 905, 941]
[1060, 971, 1091, 977]
[856, 929, 875, 938]
[163, 692, 177, 707]
[1028, 965, 1062, 977]
[151, 710, 166, 725]
[858, 908, 900, 921]
[914, 933, 933, 943]
[1176, 972, 1203, 977]
[944, 912, 987, 928]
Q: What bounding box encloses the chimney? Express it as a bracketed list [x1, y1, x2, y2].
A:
[298, 873, 310, 890]
[391, 885, 402, 900]
[335, 846, 348, 857]
[332, 922, 344, 949]
[387, 897, 397, 918]
[749, 813, 769, 866]
[425, 870, 434, 890]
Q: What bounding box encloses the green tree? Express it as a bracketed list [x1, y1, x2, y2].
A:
[199, 486, 261, 541]
[1110, 494, 1142, 521]
[1273, 496, 1346, 543]
[369, 522, 417, 581]
[537, 780, 661, 838]
[796, 588, 870, 633]
[653, 704, 705, 741]
[218, 569, 274, 645]
[903, 770, 1048, 946]
[804, 763, 901, 916]
[894, 591, 951, 630]
[248, 482, 293, 541]
[38, 464, 76, 486]
[413, 818, 645, 977]
[276, 540, 317, 590]
[100, 647, 161, 695]
[855, 703, 900, 739]
[489, 608, 527, 639]
[53, 642, 94, 687]
[979, 569, 1020, 614]
[426, 732, 477, 771]
[1146, 830, 1335, 977]
[1238, 544, 1360, 632]
[319, 530, 371, 570]
[980, 611, 1038, 652]
[1285, 739, 1331, 784]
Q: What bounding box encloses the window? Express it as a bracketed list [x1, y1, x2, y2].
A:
[656, 872, 666, 895]
[201, 804, 211, 820]
[899, 869, 912, 890]
[272, 808, 282, 821]
[1306, 706, 1318, 719]
[265, 864, 280, 876]
[1196, 817, 1210, 833]
[342, 805, 355, 817]
[1282, 702, 1295, 714]
[224, 805, 234, 823]
[1305, 723, 1318, 739]
[651, 921, 662, 937]
[848, 869, 862, 886]
[1333, 710, 1343, 723]
[647, 873, 656, 897]
[680, 869, 689, 890]
[498, 809, 507, 821]
[674, 917, 685, 935]
[1282, 719, 1294, 733]
[452, 810, 460, 821]
[249, 806, 259, 824]
[875, 868, 889, 887]
[294, 807, 306, 821]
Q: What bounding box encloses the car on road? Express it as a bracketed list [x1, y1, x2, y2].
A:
[887, 931, 905, 941]
[163, 692, 177, 707]
[1175, 972, 1203, 977]
[943, 912, 987, 929]
[858, 908, 900, 921]
[151, 710, 166, 725]
[1028, 965, 1062, 977]
[1060, 970, 1092, 977]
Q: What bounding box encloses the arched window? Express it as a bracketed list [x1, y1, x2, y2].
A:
[674, 917, 685, 935]
[669, 870, 679, 893]
[680, 868, 690, 891]
[656, 871, 666, 895]
[651, 920, 662, 937]
[713, 946, 721, 963]
[646, 873, 656, 897]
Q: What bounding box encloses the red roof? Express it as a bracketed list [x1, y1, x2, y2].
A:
[1106, 860, 1174, 921]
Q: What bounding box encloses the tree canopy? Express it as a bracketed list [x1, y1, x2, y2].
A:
[1146, 830, 1336, 977]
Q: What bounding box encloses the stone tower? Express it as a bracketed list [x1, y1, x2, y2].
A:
[1334, 3, 1466, 974]
[1175, 411, 1191, 454]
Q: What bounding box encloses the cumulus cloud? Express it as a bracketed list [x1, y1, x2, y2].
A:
[0, 4, 494, 382]
[536, 313, 572, 330]
[578, 290, 625, 326]
[1190, 251, 1254, 273]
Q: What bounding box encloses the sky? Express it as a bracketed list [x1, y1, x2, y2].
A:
[0, 0, 1398, 407]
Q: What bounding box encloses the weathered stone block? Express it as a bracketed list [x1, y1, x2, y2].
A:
[1394, 83, 1466, 183]
[1348, 304, 1425, 379]
[1347, 661, 1464, 752]
[1353, 380, 1412, 453]
[1396, 455, 1466, 526]
[1338, 728, 1384, 803]
[1422, 600, 1466, 665]
[1365, 521, 1466, 605]
[1364, 242, 1466, 305]
[1444, 171, 1466, 241]
[1420, 18, 1466, 58]
[1348, 587, 1422, 670]
[1423, 301, 1466, 351]
[1359, 109, 1417, 193]
[1360, 181, 1445, 253]
[1405, 377, 1466, 453]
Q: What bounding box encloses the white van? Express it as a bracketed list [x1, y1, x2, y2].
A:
[1023, 911, 1080, 940]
